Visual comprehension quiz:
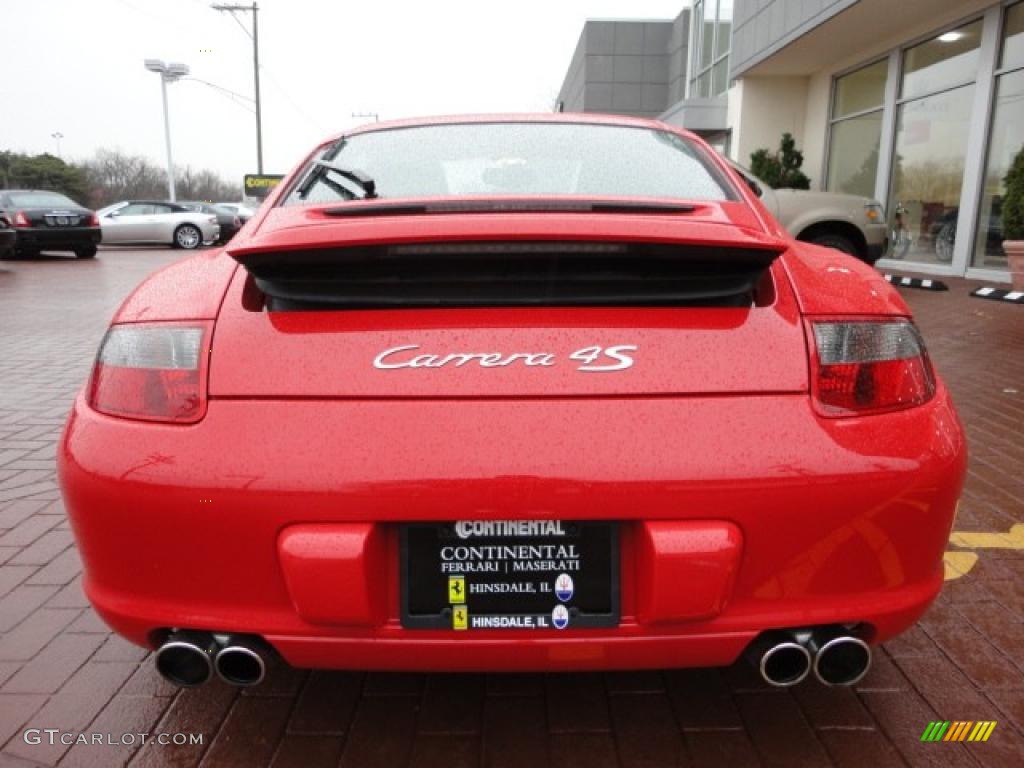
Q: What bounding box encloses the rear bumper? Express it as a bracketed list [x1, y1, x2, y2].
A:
[58, 389, 966, 671]
[15, 227, 101, 251]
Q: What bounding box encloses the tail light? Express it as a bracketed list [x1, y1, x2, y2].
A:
[87, 323, 211, 424]
[85, 212, 99, 227]
[13, 211, 32, 227]
[809, 318, 936, 417]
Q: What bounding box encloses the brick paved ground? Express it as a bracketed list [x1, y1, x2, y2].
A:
[0, 249, 1022, 767]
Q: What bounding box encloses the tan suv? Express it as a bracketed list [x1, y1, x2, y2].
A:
[730, 162, 888, 265]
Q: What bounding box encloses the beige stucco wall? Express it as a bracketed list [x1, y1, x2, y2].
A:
[726, 76, 810, 170]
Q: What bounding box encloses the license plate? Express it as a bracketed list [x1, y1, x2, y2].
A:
[400, 521, 619, 630]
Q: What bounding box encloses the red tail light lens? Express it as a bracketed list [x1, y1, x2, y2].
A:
[810, 319, 936, 417]
[87, 323, 210, 423]
[13, 211, 32, 227]
[85, 212, 99, 227]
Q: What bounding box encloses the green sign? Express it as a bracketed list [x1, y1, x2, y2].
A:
[244, 174, 285, 199]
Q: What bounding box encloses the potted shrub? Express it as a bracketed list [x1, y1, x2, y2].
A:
[1000, 146, 1024, 290]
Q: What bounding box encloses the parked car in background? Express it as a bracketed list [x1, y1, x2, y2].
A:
[178, 201, 243, 244]
[217, 202, 257, 223]
[729, 162, 887, 265]
[0, 190, 101, 259]
[0, 217, 15, 259]
[60, 115, 965, 689]
[97, 201, 219, 249]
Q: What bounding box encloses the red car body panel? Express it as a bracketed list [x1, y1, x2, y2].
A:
[58, 114, 967, 673]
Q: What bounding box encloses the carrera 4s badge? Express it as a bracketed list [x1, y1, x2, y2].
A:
[373, 345, 637, 372]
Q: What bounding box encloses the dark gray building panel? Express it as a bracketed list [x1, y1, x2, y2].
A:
[731, 0, 859, 77]
[556, 15, 687, 118]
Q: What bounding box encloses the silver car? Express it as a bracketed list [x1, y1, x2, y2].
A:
[97, 201, 220, 250]
[729, 163, 888, 265]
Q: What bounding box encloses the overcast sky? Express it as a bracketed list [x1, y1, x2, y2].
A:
[1, 0, 684, 188]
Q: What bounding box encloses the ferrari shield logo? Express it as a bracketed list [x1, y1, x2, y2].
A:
[452, 606, 468, 630]
[448, 575, 466, 604]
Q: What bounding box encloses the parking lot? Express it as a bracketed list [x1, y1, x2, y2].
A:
[0, 247, 1022, 768]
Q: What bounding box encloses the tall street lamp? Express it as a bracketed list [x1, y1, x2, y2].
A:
[51, 131, 64, 159]
[211, 2, 263, 173]
[144, 59, 190, 201]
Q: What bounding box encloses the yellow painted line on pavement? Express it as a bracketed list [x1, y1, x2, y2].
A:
[949, 523, 1024, 549]
[944, 523, 1023, 581]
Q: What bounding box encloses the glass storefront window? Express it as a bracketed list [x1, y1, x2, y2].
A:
[827, 113, 883, 198]
[888, 85, 975, 265]
[972, 71, 1024, 269]
[901, 20, 981, 100]
[1000, 2, 1024, 70]
[833, 59, 887, 118]
[827, 61, 887, 198]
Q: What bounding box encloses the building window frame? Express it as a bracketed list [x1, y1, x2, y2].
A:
[823, 6, 1014, 281]
[688, 0, 732, 99]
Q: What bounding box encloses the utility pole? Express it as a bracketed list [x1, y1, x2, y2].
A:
[212, 2, 263, 172]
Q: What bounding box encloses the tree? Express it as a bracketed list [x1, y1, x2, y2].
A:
[0, 151, 90, 204]
[79, 149, 169, 208]
[749, 133, 811, 190]
[1001, 145, 1024, 241]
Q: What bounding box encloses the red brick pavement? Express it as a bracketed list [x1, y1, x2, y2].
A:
[0, 250, 1022, 767]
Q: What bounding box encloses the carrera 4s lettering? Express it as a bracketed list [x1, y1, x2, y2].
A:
[373, 344, 637, 372]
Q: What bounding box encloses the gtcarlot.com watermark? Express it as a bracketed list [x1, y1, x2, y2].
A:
[23, 729, 203, 747]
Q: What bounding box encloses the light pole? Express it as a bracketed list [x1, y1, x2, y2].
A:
[144, 59, 189, 201]
[352, 112, 380, 123]
[211, 2, 263, 173]
[51, 132, 64, 159]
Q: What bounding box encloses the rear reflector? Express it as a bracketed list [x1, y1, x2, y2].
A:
[87, 324, 210, 423]
[810, 319, 935, 416]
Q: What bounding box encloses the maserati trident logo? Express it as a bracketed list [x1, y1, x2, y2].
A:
[373, 345, 636, 372]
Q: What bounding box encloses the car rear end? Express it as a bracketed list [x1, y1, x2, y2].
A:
[2, 190, 101, 256]
[58, 117, 965, 688]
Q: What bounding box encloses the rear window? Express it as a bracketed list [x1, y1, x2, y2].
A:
[6, 191, 79, 208]
[285, 122, 736, 205]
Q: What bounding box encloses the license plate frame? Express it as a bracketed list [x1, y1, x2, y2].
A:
[400, 521, 620, 630]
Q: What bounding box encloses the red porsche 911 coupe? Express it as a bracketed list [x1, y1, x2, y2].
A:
[58, 115, 966, 690]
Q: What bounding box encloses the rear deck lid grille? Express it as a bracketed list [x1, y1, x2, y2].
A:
[242, 241, 783, 310]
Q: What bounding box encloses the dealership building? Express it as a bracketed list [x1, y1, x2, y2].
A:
[557, 0, 1023, 282]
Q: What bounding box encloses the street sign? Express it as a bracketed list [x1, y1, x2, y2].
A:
[244, 174, 284, 199]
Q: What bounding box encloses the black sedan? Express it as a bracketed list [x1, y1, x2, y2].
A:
[177, 201, 243, 244]
[0, 190, 102, 259]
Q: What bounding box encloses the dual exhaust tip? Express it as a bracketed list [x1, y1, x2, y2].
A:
[754, 628, 871, 688]
[155, 631, 266, 688]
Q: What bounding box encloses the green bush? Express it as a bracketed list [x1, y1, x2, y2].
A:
[749, 133, 811, 190]
[1001, 145, 1024, 241]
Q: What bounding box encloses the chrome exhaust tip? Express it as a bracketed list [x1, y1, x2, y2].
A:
[811, 634, 872, 686]
[760, 641, 812, 687]
[154, 631, 217, 687]
[749, 632, 812, 687]
[214, 636, 266, 687]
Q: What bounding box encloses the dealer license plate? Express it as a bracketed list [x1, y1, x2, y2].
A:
[401, 520, 619, 630]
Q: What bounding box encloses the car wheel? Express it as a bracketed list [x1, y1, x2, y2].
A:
[75, 246, 97, 259]
[809, 232, 859, 258]
[935, 222, 955, 263]
[174, 224, 202, 250]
